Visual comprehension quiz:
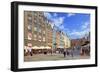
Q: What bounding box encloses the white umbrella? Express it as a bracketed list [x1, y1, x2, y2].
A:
[48, 46, 51, 49]
[45, 46, 51, 49]
[39, 46, 45, 49]
[32, 46, 39, 49]
[45, 46, 48, 49]
[58, 46, 64, 48]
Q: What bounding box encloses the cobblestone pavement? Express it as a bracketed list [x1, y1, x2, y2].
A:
[24, 54, 90, 62]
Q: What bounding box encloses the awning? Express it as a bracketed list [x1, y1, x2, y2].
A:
[32, 46, 39, 49]
[58, 46, 64, 48]
[32, 46, 52, 49]
[45, 46, 51, 49]
[39, 46, 45, 49]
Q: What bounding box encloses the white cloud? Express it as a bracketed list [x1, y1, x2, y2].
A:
[53, 17, 65, 27]
[44, 12, 65, 28]
[81, 22, 90, 29]
[44, 12, 52, 19]
[68, 21, 90, 39]
[44, 12, 90, 39]
[59, 25, 64, 29]
[44, 12, 65, 27]
[69, 28, 89, 39]
[70, 30, 81, 36]
[67, 13, 76, 17]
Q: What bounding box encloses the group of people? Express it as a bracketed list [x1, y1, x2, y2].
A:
[80, 45, 90, 56]
[24, 48, 52, 56]
[24, 48, 33, 56]
[63, 49, 74, 58]
[62, 45, 90, 58]
[24, 45, 90, 57]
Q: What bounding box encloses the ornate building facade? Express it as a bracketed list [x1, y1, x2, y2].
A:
[24, 11, 71, 53]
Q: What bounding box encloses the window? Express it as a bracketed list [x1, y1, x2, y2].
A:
[34, 34, 37, 40]
[39, 39, 41, 42]
[43, 37, 45, 42]
[34, 19, 36, 23]
[39, 16, 42, 19]
[39, 29, 41, 33]
[39, 35, 41, 39]
[38, 35, 42, 42]
[27, 15, 32, 23]
[43, 31, 45, 34]
[27, 25, 32, 31]
[28, 32, 32, 40]
[34, 27, 37, 31]
[34, 13, 37, 16]
[28, 16, 32, 20]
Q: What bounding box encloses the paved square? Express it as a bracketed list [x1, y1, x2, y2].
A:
[24, 54, 90, 62]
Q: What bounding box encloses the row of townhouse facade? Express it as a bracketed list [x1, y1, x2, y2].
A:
[24, 11, 71, 52]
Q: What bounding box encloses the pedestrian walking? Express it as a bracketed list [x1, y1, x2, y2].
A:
[28, 47, 32, 56]
[63, 50, 66, 58]
[71, 48, 74, 57]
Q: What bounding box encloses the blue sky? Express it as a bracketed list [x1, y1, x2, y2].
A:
[44, 12, 90, 39]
